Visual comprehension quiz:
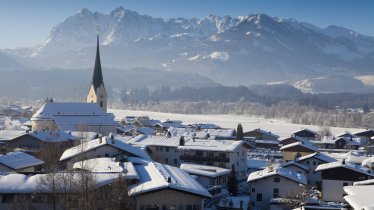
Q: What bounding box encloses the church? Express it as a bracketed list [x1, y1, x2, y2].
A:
[30, 35, 117, 135]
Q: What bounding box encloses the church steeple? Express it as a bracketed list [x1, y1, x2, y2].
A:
[92, 35, 104, 89]
[87, 33, 107, 112]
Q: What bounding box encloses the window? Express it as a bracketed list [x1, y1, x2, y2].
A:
[208, 152, 214, 157]
[251, 188, 255, 193]
[174, 159, 178, 165]
[313, 161, 316, 166]
[274, 177, 280, 182]
[166, 147, 170, 152]
[192, 205, 199, 210]
[306, 161, 310, 165]
[2, 194, 14, 203]
[105, 153, 109, 157]
[196, 151, 203, 156]
[165, 158, 169, 164]
[256, 193, 262, 201]
[273, 188, 279, 197]
[343, 182, 349, 186]
[100, 101, 103, 108]
[186, 205, 193, 210]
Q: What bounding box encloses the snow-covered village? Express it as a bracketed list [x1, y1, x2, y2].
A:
[1, 1, 374, 210]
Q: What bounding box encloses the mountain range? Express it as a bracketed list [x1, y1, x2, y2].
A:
[2, 7, 374, 93]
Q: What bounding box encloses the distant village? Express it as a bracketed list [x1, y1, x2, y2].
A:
[0, 36, 373, 210]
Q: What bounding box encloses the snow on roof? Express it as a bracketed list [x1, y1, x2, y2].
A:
[279, 135, 309, 144]
[0, 172, 124, 193]
[353, 179, 374, 186]
[255, 140, 279, 144]
[0, 151, 44, 170]
[72, 158, 138, 179]
[190, 123, 221, 129]
[31, 102, 117, 129]
[292, 128, 318, 136]
[0, 129, 26, 140]
[315, 161, 374, 176]
[247, 167, 307, 185]
[167, 127, 234, 139]
[137, 127, 156, 135]
[296, 152, 336, 163]
[246, 128, 280, 139]
[362, 157, 374, 169]
[60, 136, 150, 161]
[128, 162, 211, 198]
[281, 161, 309, 171]
[180, 162, 231, 178]
[128, 135, 246, 152]
[325, 151, 367, 164]
[344, 185, 374, 210]
[279, 141, 319, 152]
[0, 129, 77, 142]
[336, 132, 356, 138]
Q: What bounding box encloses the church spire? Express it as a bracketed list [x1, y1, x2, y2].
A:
[92, 34, 104, 89]
[87, 30, 107, 113]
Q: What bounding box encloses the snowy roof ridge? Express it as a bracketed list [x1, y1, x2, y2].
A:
[180, 162, 231, 178]
[0, 151, 44, 170]
[128, 161, 211, 198]
[60, 136, 150, 161]
[344, 185, 374, 209]
[315, 161, 374, 176]
[296, 152, 336, 163]
[279, 141, 319, 151]
[247, 166, 307, 185]
[292, 128, 318, 135]
[248, 128, 280, 138]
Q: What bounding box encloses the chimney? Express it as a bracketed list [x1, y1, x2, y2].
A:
[342, 159, 346, 165]
[99, 135, 103, 144]
[179, 136, 185, 146]
[167, 176, 171, 183]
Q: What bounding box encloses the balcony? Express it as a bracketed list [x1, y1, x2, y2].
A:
[180, 155, 229, 162]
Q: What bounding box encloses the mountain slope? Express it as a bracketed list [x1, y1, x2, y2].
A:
[4, 7, 374, 88]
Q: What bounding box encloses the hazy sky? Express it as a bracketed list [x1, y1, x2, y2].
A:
[1, 0, 373, 49]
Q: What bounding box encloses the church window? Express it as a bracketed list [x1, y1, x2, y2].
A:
[100, 101, 103, 107]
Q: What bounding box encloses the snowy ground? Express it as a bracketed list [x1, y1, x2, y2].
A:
[109, 109, 363, 139]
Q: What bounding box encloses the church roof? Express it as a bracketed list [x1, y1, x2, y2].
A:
[91, 35, 104, 90]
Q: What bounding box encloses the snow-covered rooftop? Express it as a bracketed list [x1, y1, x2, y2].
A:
[247, 167, 307, 185]
[344, 185, 374, 210]
[292, 128, 318, 136]
[0, 129, 79, 142]
[60, 136, 150, 161]
[128, 135, 246, 152]
[246, 128, 280, 139]
[31, 102, 117, 130]
[72, 158, 138, 179]
[0, 172, 124, 193]
[128, 162, 211, 198]
[0, 151, 44, 170]
[180, 162, 231, 178]
[362, 157, 374, 169]
[279, 141, 319, 152]
[296, 152, 336, 163]
[315, 161, 374, 177]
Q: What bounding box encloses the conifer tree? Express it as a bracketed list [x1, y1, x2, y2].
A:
[236, 123, 244, 140]
[227, 164, 238, 196]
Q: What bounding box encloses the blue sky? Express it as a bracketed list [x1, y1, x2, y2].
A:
[1, 0, 373, 49]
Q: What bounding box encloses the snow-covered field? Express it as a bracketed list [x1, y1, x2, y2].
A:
[109, 109, 363, 139]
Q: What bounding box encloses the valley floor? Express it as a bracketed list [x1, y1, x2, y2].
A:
[109, 109, 363, 139]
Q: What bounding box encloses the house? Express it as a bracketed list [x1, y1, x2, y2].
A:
[0, 151, 44, 173]
[247, 167, 307, 210]
[133, 116, 161, 128]
[30, 102, 117, 136]
[354, 129, 374, 146]
[343, 179, 374, 209]
[128, 161, 211, 210]
[127, 135, 250, 181]
[244, 128, 279, 141]
[0, 129, 79, 153]
[280, 142, 319, 161]
[311, 137, 361, 150]
[180, 162, 230, 195]
[60, 135, 150, 169]
[336, 132, 356, 141]
[292, 129, 318, 141]
[254, 140, 280, 150]
[315, 160, 374, 202]
[294, 152, 336, 187]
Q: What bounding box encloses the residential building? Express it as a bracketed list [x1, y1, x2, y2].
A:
[315, 160, 374, 202]
[247, 167, 307, 210]
[280, 142, 319, 161]
[292, 129, 318, 141]
[0, 151, 44, 173]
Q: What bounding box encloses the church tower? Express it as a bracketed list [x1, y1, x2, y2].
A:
[87, 34, 107, 112]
